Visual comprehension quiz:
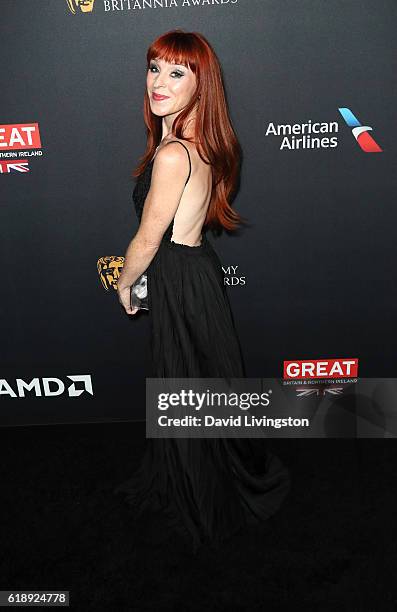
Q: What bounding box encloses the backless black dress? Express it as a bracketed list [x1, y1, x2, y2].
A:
[115, 141, 291, 550]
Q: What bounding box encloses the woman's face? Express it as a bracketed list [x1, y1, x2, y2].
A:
[147, 57, 197, 118]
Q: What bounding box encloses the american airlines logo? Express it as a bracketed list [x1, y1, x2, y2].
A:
[265, 107, 383, 153]
[338, 107, 382, 152]
[0, 375, 93, 398]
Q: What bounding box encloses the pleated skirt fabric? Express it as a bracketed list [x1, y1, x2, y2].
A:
[148, 234, 246, 378]
[115, 234, 291, 551]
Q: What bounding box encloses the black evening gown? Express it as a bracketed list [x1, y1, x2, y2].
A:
[115, 142, 291, 550]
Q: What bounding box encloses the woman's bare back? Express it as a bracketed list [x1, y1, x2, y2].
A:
[154, 137, 212, 247]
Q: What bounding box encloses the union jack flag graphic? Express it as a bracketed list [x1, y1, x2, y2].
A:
[296, 386, 344, 398]
[0, 159, 30, 173]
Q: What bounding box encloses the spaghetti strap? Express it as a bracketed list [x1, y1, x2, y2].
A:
[165, 141, 192, 186]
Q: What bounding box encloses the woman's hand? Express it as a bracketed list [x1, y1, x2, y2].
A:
[117, 284, 139, 316]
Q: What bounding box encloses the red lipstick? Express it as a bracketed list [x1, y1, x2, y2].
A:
[152, 92, 170, 101]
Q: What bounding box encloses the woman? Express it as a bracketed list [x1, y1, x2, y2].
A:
[115, 30, 290, 551]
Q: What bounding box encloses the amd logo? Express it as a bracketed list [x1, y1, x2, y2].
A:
[0, 375, 93, 398]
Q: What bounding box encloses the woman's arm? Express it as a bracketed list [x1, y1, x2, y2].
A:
[117, 142, 190, 291]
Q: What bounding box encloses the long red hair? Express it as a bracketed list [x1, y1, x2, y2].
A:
[133, 29, 248, 233]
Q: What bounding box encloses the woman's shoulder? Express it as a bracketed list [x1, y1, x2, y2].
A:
[157, 137, 195, 157]
[151, 139, 193, 185]
[154, 138, 194, 173]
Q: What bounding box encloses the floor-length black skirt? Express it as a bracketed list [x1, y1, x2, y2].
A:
[115, 235, 291, 550]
